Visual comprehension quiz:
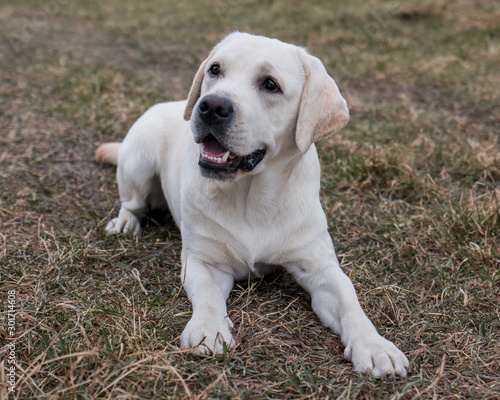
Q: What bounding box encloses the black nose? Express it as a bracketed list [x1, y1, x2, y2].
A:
[198, 94, 234, 124]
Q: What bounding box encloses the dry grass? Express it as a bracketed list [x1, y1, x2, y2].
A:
[1, 0, 499, 399]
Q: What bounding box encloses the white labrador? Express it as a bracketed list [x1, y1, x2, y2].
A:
[96, 32, 409, 377]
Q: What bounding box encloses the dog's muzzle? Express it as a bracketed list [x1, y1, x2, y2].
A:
[198, 94, 235, 126]
[195, 95, 266, 175]
[199, 135, 266, 173]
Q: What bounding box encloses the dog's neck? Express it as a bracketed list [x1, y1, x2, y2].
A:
[206, 146, 320, 224]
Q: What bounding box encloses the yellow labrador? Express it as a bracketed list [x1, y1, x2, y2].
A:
[96, 32, 409, 377]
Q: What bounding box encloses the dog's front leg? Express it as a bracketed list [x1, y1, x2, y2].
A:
[179, 249, 235, 355]
[286, 240, 409, 378]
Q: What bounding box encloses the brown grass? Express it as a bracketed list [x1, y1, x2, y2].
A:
[1, 0, 499, 399]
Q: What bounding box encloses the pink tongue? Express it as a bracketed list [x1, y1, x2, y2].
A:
[203, 136, 228, 157]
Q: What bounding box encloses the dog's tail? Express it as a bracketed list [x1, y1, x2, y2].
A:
[95, 142, 121, 165]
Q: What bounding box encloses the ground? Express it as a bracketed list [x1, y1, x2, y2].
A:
[0, 0, 499, 399]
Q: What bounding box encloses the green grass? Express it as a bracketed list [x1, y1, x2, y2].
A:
[1, 0, 499, 398]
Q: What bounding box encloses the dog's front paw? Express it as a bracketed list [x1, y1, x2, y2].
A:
[105, 208, 141, 238]
[180, 315, 235, 355]
[344, 334, 409, 378]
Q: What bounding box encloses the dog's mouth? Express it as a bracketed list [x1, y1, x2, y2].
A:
[199, 134, 266, 174]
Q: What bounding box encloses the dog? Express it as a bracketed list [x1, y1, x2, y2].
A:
[96, 32, 409, 378]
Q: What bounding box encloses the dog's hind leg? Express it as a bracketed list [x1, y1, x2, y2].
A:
[105, 143, 163, 238]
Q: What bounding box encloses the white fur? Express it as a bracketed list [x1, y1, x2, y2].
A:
[97, 32, 409, 378]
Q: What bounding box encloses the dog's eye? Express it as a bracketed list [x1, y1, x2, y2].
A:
[209, 64, 221, 76]
[263, 78, 280, 92]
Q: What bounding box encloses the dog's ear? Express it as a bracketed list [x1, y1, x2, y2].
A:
[183, 54, 212, 121]
[295, 51, 349, 153]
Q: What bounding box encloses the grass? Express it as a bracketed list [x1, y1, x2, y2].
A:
[1, 0, 499, 398]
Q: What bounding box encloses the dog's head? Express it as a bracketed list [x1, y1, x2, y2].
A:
[184, 32, 349, 181]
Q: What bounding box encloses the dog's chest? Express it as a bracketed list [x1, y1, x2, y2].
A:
[224, 236, 285, 281]
[183, 202, 294, 279]
[180, 164, 321, 279]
